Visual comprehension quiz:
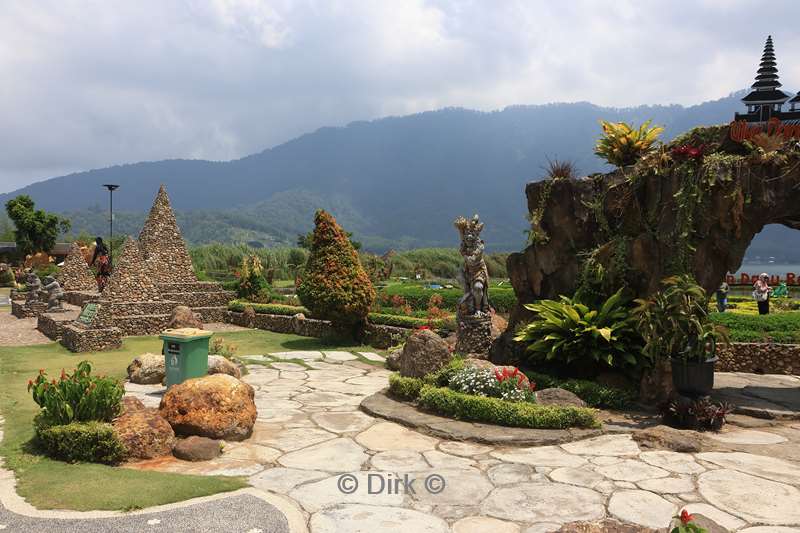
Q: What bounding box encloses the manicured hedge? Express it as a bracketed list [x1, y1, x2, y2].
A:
[417, 385, 599, 429]
[229, 301, 449, 330]
[382, 284, 517, 313]
[388, 374, 425, 401]
[34, 416, 126, 465]
[710, 311, 800, 344]
[524, 371, 637, 410]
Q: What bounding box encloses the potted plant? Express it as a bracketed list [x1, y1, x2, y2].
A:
[634, 275, 728, 397]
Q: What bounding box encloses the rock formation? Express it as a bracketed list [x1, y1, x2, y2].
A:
[399, 329, 452, 378]
[57, 242, 97, 292]
[113, 407, 176, 460]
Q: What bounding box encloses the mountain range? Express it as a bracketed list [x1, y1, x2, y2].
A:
[2, 91, 799, 259]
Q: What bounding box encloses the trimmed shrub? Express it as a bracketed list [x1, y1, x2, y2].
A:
[523, 371, 636, 410]
[34, 415, 126, 464]
[417, 386, 599, 429]
[382, 284, 516, 313]
[297, 210, 375, 326]
[0, 268, 14, 287]
[388, 374, 424, 401]
[229, 301, 308, 316]
[710, 311, 800, 344]
[368, 313, 446, 330]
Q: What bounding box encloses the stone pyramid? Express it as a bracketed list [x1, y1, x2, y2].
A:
[102, 236, 160, 302]
[138, 185, 197, 284]
[57, 242, 97, 292]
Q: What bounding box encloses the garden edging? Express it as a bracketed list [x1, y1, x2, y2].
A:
[360, 389, 605, 446]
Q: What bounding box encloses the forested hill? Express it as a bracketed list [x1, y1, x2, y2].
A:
[4, 91, 797, 255]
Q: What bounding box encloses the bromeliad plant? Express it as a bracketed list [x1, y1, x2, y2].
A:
[670, 509, 708, 533]
[28, 361, 124, 425]
[514, 288, 646, 372]
[595, 120, 664, 168]
[634, 275, 729, 363]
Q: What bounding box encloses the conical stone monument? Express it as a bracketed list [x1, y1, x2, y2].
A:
[102, 236, 160, 303]
[57, 242, 98, 292]
[138, 185, 197, 284]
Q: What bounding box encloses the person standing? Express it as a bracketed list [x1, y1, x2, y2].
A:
[91, 237, 112, 291]
[753, 273, 772, 315]
[716, 281, 729, 312]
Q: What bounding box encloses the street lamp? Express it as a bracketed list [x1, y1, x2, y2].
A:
[102, 184, 119, 267]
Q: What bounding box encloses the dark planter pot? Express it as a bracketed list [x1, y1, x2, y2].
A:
[671, 357, 717, 397]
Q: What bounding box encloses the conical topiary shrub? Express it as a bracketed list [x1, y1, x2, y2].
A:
[296, 210, 375, 327]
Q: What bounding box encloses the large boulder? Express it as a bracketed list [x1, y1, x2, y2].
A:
[207, 355, 242, 379]
[399, 329, 452, 378]
[127, 353, 166, 385]
[167, 305, 204, 330]
[632, 425, 704, 453]
[385, 348, 401, 371]
[121, 396, 146, 414]
[113, 407, 176, 460]
[159, 374, 257, 441]
[536, 387, 587, 408]
[173, 436, 222, 462]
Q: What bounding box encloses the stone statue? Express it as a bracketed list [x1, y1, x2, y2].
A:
[42, 276, 66, 312]
[455, 214, 490, 316]
[25, 273, 42, 304]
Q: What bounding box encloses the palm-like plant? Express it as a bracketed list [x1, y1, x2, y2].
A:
[595, 120, 664, 167]
[514, 288, 646, 371]
[634, 275, 728, 363]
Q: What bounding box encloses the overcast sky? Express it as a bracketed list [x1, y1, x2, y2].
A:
[2, 0, 799, 193]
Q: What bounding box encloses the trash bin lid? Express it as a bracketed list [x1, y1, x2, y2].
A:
[159, 327, 213, 341]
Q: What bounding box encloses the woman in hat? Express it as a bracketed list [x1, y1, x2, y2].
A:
[752, 273, 773, 315]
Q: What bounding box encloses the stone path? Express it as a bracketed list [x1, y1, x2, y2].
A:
[123, 351, 800, 532]
[0, 311, 50, 346]
[713, 372, 800, 420]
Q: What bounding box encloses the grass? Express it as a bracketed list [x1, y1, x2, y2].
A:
[0, 328, 379, 511]
[0, 287, 9, 312]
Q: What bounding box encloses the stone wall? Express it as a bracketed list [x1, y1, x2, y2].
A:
[65, 291, 100, 308]
[37, 311, 80, 341]
[227, 311, 410, 349]
[717, 342, 800, 375]
[61, 324, 122, 352]
[161, 290, 233, 307]
[11, 301, 47, 318]
[138, 185, 197, 284]
[57, 243, 97, 292]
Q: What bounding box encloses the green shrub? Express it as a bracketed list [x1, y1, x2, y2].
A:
[297, 210, 375, 326]
[382, 284, 516, 313]
[236, 255, 271, 300]
[368, 313, 446, 330]
[0, 268, 14, 287]
[709, 311, 800, 344]
[423, 357, 466, 387]
[28, 361, 124, 425]
[229, 301, 309, 316]
[523, 371, 637, 410]
[34, 415, 125, 465]
[388, 374, 424, 401]
[514, 288, 646, 372]
[417, 386, 599, 429]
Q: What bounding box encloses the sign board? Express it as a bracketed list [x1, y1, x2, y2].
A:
[77, 303, 98, 326]
[727, 273, 799, 286]
[730, 118, 800, 142]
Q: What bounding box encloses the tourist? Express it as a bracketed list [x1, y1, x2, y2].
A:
[91, 237, 112, 291]
[716, 281, 729, 312]
[752, 273, 772, 315]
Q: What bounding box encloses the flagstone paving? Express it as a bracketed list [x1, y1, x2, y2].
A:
[118, 351, 800, 531]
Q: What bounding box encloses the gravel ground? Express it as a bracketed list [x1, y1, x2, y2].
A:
[0, 312, 51, 346]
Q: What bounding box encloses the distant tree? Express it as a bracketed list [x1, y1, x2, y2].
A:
[0, 214, 14, 241]
[296, 210, 375, 328]
[5, 195, 71, 256]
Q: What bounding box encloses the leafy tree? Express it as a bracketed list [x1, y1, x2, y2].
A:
[297, 230, 362, 250]
[5, 195, 71, 256]
[296, 210, 375, 327]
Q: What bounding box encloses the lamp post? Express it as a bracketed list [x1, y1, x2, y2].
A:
[102, 184, 119, 267]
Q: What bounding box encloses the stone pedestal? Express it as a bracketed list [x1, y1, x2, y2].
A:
[61, 323, 122, 352]
[11, 300, 48, 318]
[455, 313, 493, 356]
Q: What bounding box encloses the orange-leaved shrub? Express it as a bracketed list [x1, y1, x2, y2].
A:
[296, 210, 375, 325]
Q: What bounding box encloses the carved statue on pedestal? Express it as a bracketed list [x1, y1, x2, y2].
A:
[42, 276, 66, 312]
[25, 273, 42, 305]
[455, 214, 490, 317]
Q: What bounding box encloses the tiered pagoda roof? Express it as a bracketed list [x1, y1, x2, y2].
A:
[741, 36, 790, 105]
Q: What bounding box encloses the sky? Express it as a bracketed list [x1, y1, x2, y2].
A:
[2, 0, 800, 194]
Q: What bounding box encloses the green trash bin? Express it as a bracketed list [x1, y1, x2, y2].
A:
[160, 328, 213, 387]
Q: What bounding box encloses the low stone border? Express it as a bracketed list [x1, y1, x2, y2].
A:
[717, 342, 800, 375]
[360, 389, 605, 446]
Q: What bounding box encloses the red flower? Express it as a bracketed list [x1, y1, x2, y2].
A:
[417, 325, 431, 330]
[680, 509, 694, 524]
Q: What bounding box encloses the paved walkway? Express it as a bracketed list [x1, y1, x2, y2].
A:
[0, 312, 50, 346]
[120, 352, 800, 532]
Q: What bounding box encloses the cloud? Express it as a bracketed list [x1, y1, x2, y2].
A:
[1, 0, 799, 193]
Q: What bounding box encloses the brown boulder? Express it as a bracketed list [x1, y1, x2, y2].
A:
[167, 305, 204, 330]
[127, 353, 166, 385]
[632, 425, 704, 453]
[207, 355, 242, 379]
[121, 396, 146, 414]
[489, 312, 508, 339]
[399, 329, 452, 378]
[114, 407, 176, 460]
[536, 387, 587, 408]
[159, 374, 257, 441]
[557, 519, 656, 532]
[385, 348, 401, 371]
[173, 436, 223, 462]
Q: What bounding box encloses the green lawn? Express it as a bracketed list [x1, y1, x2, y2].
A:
[0, 329, 379, 511]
